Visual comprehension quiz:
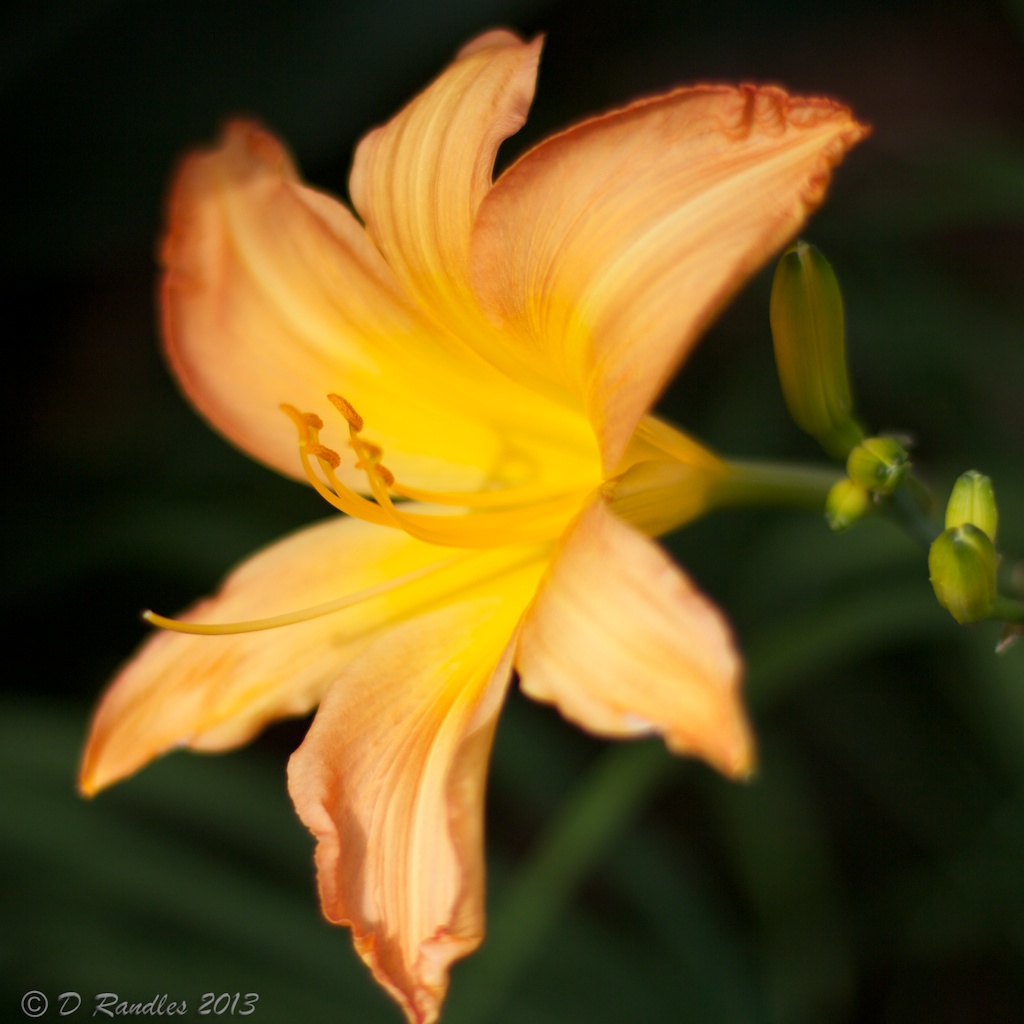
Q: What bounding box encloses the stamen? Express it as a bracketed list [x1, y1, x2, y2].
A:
[359, 437, 581, 546]
[328, 393, 363, 432]
[307, 443, 341, 469]
[286, 394, 586, 547]
[280, 404, 390, 525]
[390, 479, 574, 508]
[142, 553, 473, 635]
[353, 440, 382, 463]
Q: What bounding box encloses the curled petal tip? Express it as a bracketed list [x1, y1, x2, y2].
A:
[456, 27, 536, 58]
[76, 772, 100, 800]
[716, 720, 758, 782]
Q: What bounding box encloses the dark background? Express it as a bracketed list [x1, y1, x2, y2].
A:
[3, 1, 1023, 1022]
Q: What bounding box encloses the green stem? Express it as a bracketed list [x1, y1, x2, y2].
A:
[703, 458, 1024, 630]
[712, 459, 842, 511]
[445, 741, 669, 1023]
[991, 594, 1024, 625]
[884, 476, 941, 549]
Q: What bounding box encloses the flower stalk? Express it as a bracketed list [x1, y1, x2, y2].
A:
[712, 459, 843, 512]
[768, 240, 1020, 639]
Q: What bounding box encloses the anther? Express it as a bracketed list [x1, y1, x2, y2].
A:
[307, 443, 341, 469]
[353, 440, 383, 463]
[280, 403, 304, 427]
[281, 403, 321, 443]
[328, 393, 364, 432]
[282, 393, 577, 545]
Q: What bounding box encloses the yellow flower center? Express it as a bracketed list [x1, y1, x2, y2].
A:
[281, 395, 589, 548]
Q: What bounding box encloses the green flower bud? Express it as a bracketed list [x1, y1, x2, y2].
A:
[846, 436, 909, 495]
[928, 524, 998, 624]
[770, 241, 863, 459]
[945, 470, 998, 543]
[825, 478, 871, 531]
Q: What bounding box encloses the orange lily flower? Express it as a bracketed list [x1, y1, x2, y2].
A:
[80, 30, 867, 1024]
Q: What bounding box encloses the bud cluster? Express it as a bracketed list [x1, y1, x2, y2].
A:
[770, 245, 1018, 632]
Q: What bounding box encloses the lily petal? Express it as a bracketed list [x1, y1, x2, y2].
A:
[287, 569, 542, 1024]
[79, 513, 545, 796]
[163, 118, 596, 495]
[517, 501, 753, 778]
[470, 85, 870, 468]
[349, 30, 542, 339]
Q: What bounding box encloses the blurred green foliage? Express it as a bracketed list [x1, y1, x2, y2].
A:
[2, 0, 1022, 1021]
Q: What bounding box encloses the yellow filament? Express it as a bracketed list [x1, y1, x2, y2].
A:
[281, 404, 391, 525]
[322, 393, 579, 509]
[360, 441, 580, 546]
[143, 554, 473, 635]
[327, 392, 364, 432]
[389, 478, 575, 508]
[285, 396, 587, 548]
